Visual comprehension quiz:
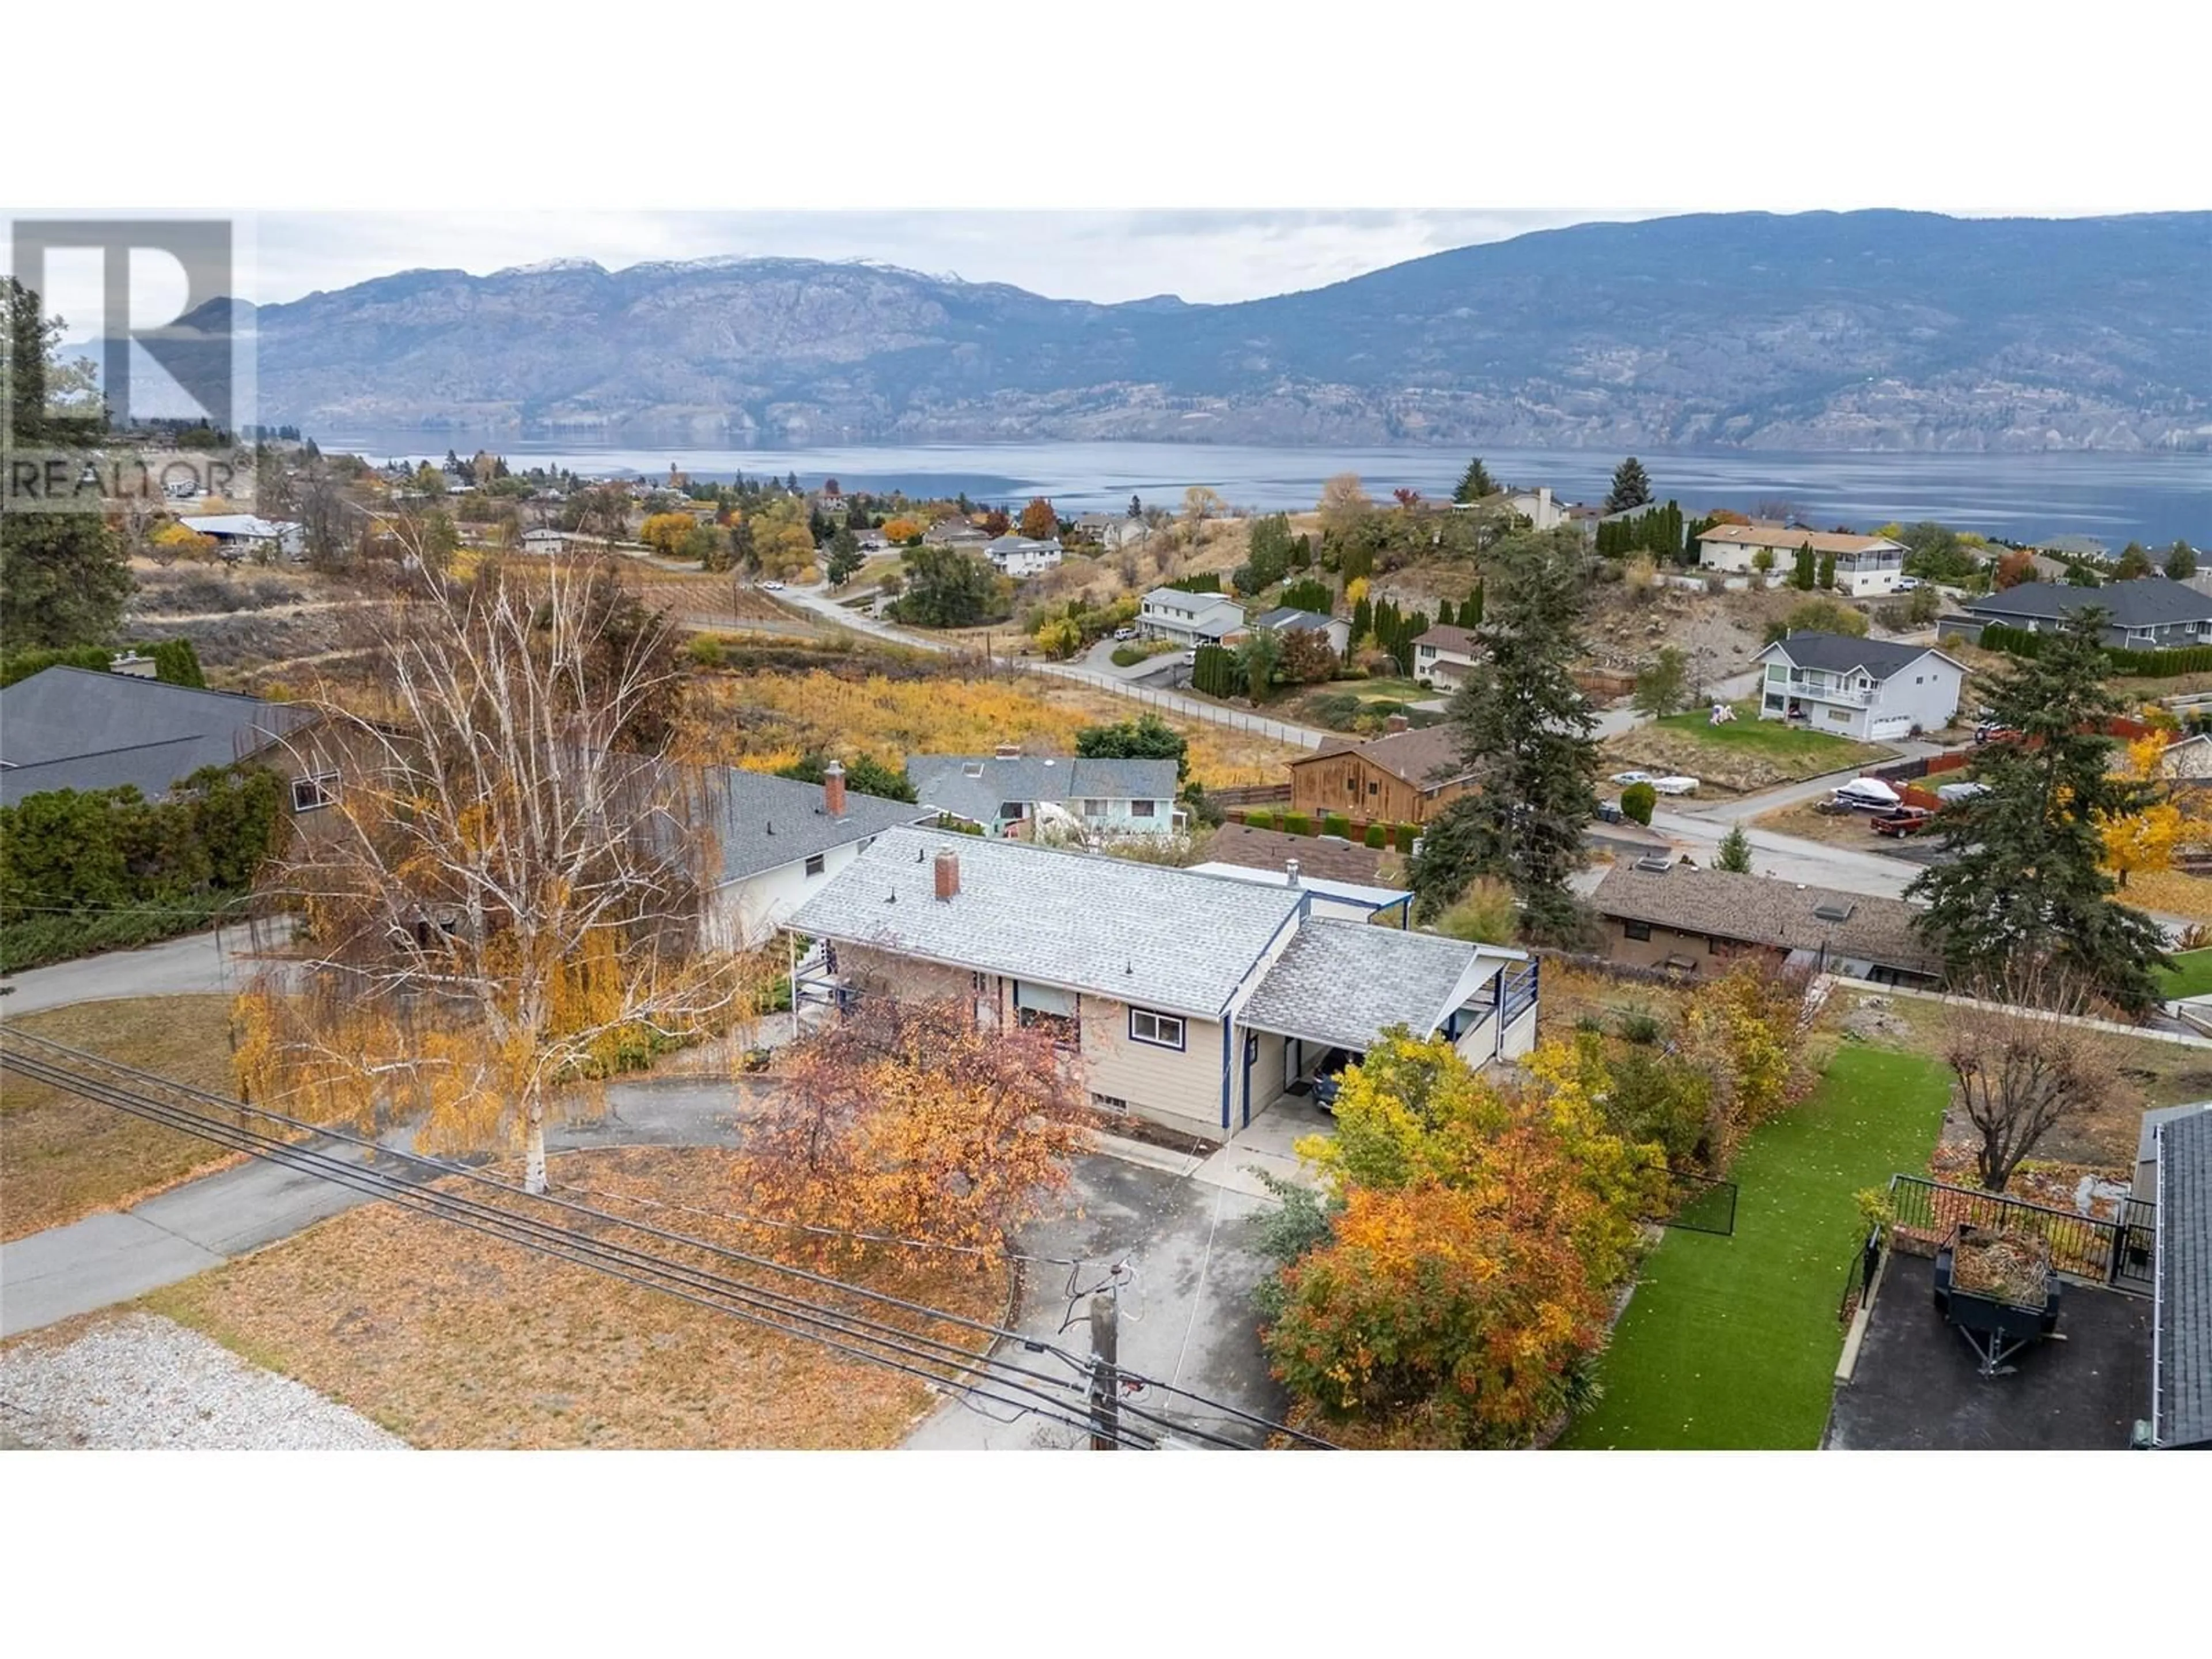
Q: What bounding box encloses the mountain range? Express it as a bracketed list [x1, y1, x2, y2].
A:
[232, 210, 2211, 451]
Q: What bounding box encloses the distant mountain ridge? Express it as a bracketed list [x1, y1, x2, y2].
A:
[238, 211, 2212, 452]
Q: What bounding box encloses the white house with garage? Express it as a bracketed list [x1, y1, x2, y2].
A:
[1753, 631, 1968, 741]
[1137, 586, 1245, 647]
[1697, 524, 1909, 597]
[1411, 622, 1483, 691]
[981, 535, 1064, 578]
[786, 828, 1537, 1143]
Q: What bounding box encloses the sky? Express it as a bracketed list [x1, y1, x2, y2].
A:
[242, 210, 1650, 308]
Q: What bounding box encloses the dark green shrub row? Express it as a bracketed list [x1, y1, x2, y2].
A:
[1, 637, 204, 689]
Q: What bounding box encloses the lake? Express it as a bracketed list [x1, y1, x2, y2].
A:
[310, 434, 2211, 548]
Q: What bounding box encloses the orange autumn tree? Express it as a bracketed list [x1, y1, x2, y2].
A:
[1267, 1031, 1668, 1446]
[734, 999, 1096, 1266]
[1017, 497, 1058, 540]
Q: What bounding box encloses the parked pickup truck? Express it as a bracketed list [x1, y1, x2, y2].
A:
[1871, 806, 1935, 837]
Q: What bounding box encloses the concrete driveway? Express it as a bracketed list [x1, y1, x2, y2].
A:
[903, 1146, 1291, 1449]
[1, 919, 296, 1015]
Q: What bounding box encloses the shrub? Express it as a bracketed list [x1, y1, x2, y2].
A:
[1281, 812, 1312, 836]
[1309, 692, 1363, 730]
[1363, 823, 1388, 849]
[1321, 813, 1351, 839]
[1619, 782, 1657, 824]
[1434, 878, 1519, 945]
[1109, 645, 1147, 667]
[1615, 1006, 1664, 1046]
[1243, 809, 1276, 831]
[685, 635, 726, 668]
[1394, 823, 1419, 854]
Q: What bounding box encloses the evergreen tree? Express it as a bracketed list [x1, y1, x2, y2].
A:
[1906, 608, 2170, 1016]
[1128, 493, 1142, 518]
[1467, 582, 1484, 626]
[1603, 457, 1654, 514]
[1817, 547, 1837, 590]
[1792, 542, 1817, 590]
[1440, 528, 1600, 942]
[0, 279, 132, 649]
[2113, 541, 2154, 581]
[1351, 594, 1374, 649]
[1714, 824, 1753, 874]
[1452, 456, 1498, 504]
[2165, 540, 2198, 581]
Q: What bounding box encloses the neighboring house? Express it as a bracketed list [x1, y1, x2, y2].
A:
[177, 513, 306, 561]
[1249, 606, 1350, 657]
[2035, 534, 2110, 563]
[0, 665, 326, 809]
[857, 529, 890, 552]
[701, 763, 933, 948]
[906, 749, 1183, 838]
[1411, 622, 1483, 692]
[520, 528, 567, 555]
[924, 517, 990, 548]
[1092, 517, 1152, 551]
[1199, 822, 1396, 888]
[980, 535, 1063, 578]
[1457, 486, 1566, 531]
[1137, 586, 1244, 647]
[1185, 856, 1412, 927]
[1589, 859, 1942, 985]
[787, 827, 1538, 1141]
[2147, 1103, 2212, 1449]
[1289, 719, 1474, 825]
[2154, 734, 2212, 781]
[1752, 631, 1968, 741]
[1946, 579, 2212, 651]
[1696, 524, 1908, 596]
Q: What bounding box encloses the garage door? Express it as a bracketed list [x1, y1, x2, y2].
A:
[1868, 716, 1912, 741]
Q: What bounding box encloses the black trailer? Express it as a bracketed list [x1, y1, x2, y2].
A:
[1933, 1224, 2063, 1377]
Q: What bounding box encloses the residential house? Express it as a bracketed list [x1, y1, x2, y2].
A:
[1079, 515, 1152, 551]
[1505, 485, 1567, 531]
[520, 528, 567, 555]
[1137, 586, 1244, 648]
[787, 827, 1538, 1141]
[0, 665, 325, 810]
[1753, 631, 1968, 741]
[924, 516, 990, 548]
[981, 535, 1064, 579]
[700, 763, 934, 948]
[906, 749, 1183, 838]
[2034, 533, 2110, 563]
[177, 513, 306, 561]
[1288, 718, 1474, 825]
[2153, 733, 2212, 781]
[1411, 622, 1483, 692]
[1696, 524, 1908, 597]
[1589, 859, 1941, 986]
[1249, 606, 1350, 657]
[1199, 822, 1396, 885]
[1945, 579, 2212, 652]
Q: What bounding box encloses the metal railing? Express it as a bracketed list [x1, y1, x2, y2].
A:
[1884, 1173, 2150, 1293]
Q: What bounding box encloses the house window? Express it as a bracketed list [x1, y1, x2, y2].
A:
[1015, 981, 1080, 1046]
[1829, 709, 1852, 724]
[1623, 919, 1653, 941]
[804, 853, 826, 877]
[1128, 1007, 1185, 1050]
[1082, 798, 1107, 817]
[1368, 781, 1379, 796]
[290, 772, 339, 813]
[1090, 1092, 1129, 1115]
[998, 801, 1025, 821]
[1130, 800, 1156, 819]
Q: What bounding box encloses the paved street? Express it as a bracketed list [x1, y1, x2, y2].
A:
[0, 920, 294, 1015]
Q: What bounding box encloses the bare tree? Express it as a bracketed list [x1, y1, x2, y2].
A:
[240, 556, 742, 1192]
[1942, 965, 2120, 1193]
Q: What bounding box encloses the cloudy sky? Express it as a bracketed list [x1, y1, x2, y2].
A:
[241, 210, 1651, 307]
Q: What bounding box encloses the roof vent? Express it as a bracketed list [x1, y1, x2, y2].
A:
[1286, 858, 1301, 887]
[962, 762, 984, 778]
[1813, 901, 1856, 923]
[1635, 853, 1674, 873]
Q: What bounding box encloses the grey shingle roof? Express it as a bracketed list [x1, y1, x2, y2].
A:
[1241, 920, 1502, 1052]
[2155, 1105, 2212, 1448]
[1200, 823, 1397, 887]
[904, 755, 1178, 825]
[706, 768, 931, 884]
[0, 667, 315, 806]
[1590, 861, 1940, 975]
[1966, 579, 2212, 628]
[1253, 607, 1338, 632]
[1294, 723, 1472, 790]
[787, 825, 1302, 1016]
[1759, 631, 1956, 683]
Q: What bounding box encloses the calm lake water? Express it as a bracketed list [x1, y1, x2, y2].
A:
[314, 434, 2211, 548]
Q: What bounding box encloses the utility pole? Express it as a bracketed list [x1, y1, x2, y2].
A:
[1087, 1290, 1120, 1450]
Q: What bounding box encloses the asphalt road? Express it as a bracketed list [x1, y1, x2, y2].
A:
[0, 921, 295, 1016]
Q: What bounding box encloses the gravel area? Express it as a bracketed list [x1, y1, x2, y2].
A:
[1, 1312, 406, 1450]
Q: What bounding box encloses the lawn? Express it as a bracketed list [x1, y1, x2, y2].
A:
[1608, 702, 1896, 792]
[143, 1146, 1008, 1448]
[0, 995, 247, 1240]
[2154, 946, 2212, 1000]
[1652, 702, 1873, 760]
[1558, 1044, 1950, 1450]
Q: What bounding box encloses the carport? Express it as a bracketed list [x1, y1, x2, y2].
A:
[1229, 920, 1538, 1132]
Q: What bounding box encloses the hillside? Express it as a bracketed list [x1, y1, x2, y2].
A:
[237, 211, 2212, 452]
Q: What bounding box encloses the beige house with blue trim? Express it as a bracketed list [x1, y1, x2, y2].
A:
[787, 827, 1537, 1143]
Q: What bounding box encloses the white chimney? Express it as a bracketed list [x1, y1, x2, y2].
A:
[1286, 858, 1301, 887]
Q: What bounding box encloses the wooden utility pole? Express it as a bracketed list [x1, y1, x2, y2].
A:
[1087, 1290, 1120, 1450]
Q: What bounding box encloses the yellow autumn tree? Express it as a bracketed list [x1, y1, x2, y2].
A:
[237, 556, 746, 1191]
[639, 511, 696, 557]
[2100, 730, 2188, 888]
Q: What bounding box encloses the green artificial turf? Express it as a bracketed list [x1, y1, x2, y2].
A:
[1558, 1044, 1950, 1450]
[2153, 946, 2212, 1001]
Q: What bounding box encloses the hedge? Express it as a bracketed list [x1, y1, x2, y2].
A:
[1281, 812, 1312, 836]
[1394, 823, 1419, 853]
[1363, 824, 1388, 849]
[1, 637, 205, 689]
[1321, 813, 1351, 839]
[1243, 809, 1276, 831]
[1978, 620, 2212, 679]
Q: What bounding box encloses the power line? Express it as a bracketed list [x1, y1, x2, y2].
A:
[3, 1032, 1325, 1448]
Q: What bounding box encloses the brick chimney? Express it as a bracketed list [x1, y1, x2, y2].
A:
[1385, 713, 1410, 734]
[994, 741, 1021, 759]
[823, 759, 846, 818]
[933, 848, 961, 902]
